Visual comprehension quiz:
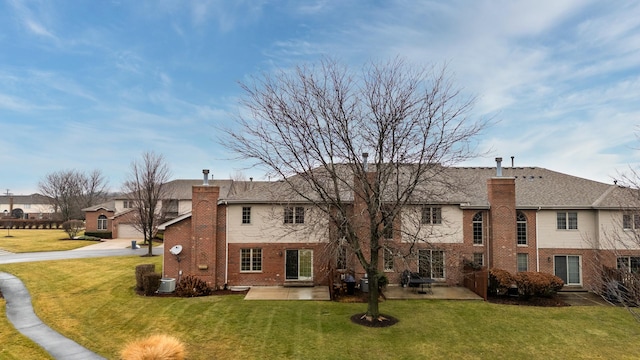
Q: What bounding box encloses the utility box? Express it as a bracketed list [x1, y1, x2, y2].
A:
[158, 278, 176, 293]
[360, 278, 369, 293]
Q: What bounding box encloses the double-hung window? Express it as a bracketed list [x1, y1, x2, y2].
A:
[623, 214, 640, 230]
[383, 248, 394, 271]
[336, 245, 347, 270]
[242, 207, 251, 224]
[241, 248, 262, 272]
[517, 253, 528, 272]
[557, 212, 578, 230]
[421, 206, 442, 225]
[284, 206, 305, 224]
[617, 256, 640, 273]
[382, 207, 394, 239]
[473, 252, 484, 267]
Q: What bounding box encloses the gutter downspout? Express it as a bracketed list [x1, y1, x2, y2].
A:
[536, 206, 541, 272]
[224, 200, 229, 288]
[486, 210, 491, 269]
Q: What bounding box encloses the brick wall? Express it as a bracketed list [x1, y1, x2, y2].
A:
[487, 177, 517, 272]
[226, 242, 330, 286]
[84, 209, 114, 234]
[162, 185, 222, 288]
[163, 217, 192, 279]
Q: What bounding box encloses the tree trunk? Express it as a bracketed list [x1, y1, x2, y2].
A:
[365, 269, 380, 319]
[147, 235, 153, 256]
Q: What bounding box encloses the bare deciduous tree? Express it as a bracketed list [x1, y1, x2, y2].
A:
[123, 151, 172, 257]
[222, 57, 486, 321]
[38, 169, 109, 221]
[589, 168, 640, 320]
[79, 169, 110, 210]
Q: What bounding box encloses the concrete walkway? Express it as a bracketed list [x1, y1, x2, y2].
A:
[245, 286, 331, 300]
[0, 272, 106, 359]
[0, 241, 163, 359]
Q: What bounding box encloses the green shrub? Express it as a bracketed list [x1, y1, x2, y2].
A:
[376, 272, 389, 290]
[515, 272, 564, 298]
[135, 264, 155, 291]
[142, 272, 162, 296]
[84, 231, 112, 239]
[73, 235, 101, 241]
[489, 268, 516, 296]
[175, 275, 213, 297]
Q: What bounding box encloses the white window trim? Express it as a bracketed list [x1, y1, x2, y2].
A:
[242, 206, 251, 225]
[240, 248, 262, 272]
[556, 211, 578, 230]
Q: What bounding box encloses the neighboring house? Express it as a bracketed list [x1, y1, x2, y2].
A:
[0, 194, 56, 219]
[83, 200, 116, 235]
[158, 161, 640, 292]
[83, 179, 235, 239]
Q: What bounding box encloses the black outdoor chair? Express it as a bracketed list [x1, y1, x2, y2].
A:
[401, 270, 433, 294]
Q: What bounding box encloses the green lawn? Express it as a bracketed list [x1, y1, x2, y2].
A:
[1, 256, 640, 359]
[0, 229, 96, 252]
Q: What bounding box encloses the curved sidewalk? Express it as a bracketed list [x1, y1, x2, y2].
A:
[0, 272, 106, 359]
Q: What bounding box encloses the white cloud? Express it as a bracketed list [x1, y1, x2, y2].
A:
[8, 0, 58, 41]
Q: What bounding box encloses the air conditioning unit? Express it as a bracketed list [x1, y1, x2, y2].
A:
[158, 278, 176, 293]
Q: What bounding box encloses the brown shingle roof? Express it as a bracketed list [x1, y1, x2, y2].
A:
[224, 166, 621, 209]
[444, 167, 614, 208]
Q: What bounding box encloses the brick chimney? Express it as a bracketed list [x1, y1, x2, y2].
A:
[190, 169, 220, 286]
[487, 157, 517, 271]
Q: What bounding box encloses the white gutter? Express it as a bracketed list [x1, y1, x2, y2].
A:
[486, 210, 491, 269]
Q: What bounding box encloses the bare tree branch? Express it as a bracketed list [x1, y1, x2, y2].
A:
[38, 169, 109, 221]
[221, 57, 486, 320]
[123, 151, 172, 256]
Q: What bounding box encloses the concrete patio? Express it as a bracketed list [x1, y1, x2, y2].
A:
[244, 284, 483, 301]
[245, 286, 331, 300]
[383, 285, 483, 300]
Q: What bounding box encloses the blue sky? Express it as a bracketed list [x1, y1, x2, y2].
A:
[1, 0, 639, 195]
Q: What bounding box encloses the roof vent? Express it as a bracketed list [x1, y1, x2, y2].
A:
[495, 157, 503, 177]
[202, 169, 210, 186]
[362, 152, 369, 172]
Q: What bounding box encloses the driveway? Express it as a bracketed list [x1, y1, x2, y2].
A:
[0, 243, 163, 264]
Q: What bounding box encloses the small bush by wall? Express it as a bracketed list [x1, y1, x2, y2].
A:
[175, 275, 212, 297]
[515, 272, 564, 298]
[135, 264, 155, 291]
[143, 273, 162, 296]
[84, 231, 112, 239]
[489, 268, 516, 296]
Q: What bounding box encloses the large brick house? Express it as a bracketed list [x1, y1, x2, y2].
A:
[159, 159, 640, 292]
[0, 194, 56, 219]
